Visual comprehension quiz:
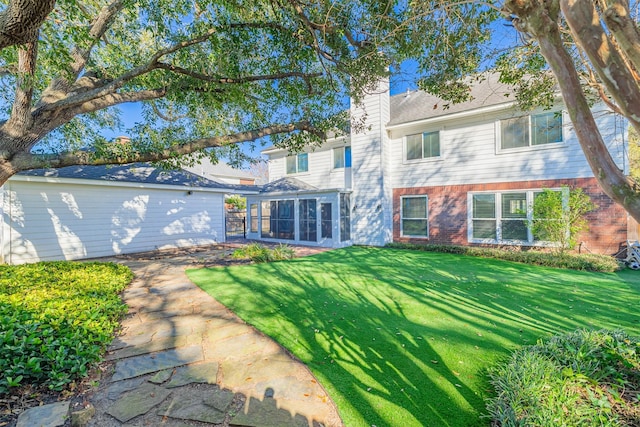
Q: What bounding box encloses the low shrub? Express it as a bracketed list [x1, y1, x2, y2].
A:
[270, 244, 296, 261]
[232, 243, 271, 262]
[486, 329, 640, 426]
[232, 243, 296, 263]
[0, 262, 132, 393]
[385, 243, 620, 272]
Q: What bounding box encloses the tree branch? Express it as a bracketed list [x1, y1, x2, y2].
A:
[0, 0, 55, 50]
[561, 0, 640, 135]
[70, 88, 169, 115]
[155, 62, 322, 84]
[40, 19, 309, 113]
[533, 2, 640, 223]
[39, 27, 228, 112]
[6, 39, 37, 133]
[601, 0, 640, 75]
[71, 0, 126, 78]
[12, 121, 319, 170]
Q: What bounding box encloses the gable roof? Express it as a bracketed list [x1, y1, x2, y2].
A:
[182, 158, 255, 181]
[17, 163, 258, 192]
[388, 73, 515, 126]
[259, 177, 318, 194]
[261, 74, 516, 154]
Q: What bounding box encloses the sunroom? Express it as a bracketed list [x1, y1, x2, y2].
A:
[244, 178, 352, 248]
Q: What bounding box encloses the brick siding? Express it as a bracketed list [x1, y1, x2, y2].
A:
[392, 178, 629, 255]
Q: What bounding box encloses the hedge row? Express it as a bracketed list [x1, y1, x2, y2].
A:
[385, 243, 620, 272]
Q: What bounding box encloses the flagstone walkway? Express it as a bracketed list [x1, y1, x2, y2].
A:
[17, 243, 342, 427]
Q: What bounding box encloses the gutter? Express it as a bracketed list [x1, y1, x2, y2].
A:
[244, 188, 351, 198]
[9, 175, 261, 195]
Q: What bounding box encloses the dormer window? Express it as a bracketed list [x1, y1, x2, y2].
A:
[406, 131, 440, 161]
[500, 112, 563, 150]
[286, 153, 308, 174]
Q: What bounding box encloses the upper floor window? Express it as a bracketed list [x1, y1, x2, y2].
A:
[500, 112, 563, 150]
[333, 146, 352, 168]
[286, 153, 308, 174]
[406, 131, 440, 161]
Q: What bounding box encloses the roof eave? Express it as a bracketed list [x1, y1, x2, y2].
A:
[7, 174, 260, 194]
[244, 188, 351, 197]
[386, 101, 517, 130]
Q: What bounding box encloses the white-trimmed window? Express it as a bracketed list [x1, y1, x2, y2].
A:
[499, 112, 563, 150]
[333, 146, 352, 168]
[469, 189, 564, 244]
[406, 131, 440, 161]
[401, 196, 429, 237]
[286, 153, 308, 174]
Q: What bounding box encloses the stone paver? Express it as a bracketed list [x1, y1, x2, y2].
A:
[202, 388, 236, 411]
[104, 377, 146, 400]
[110, 345, 204, 381]
[231, 396, 310, 427]
[106, 333, 202, 360]
[157, 393, 228, 424]
[16, 401, 70, 427]
[106, 383, 171, 422]
[80, 243, 342, 427]
[165, 361, 219, 388]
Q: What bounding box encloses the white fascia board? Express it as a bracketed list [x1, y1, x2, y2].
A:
[261, 146, 287, 155]
[9, 175, 260, 194]
[261, 136, 350, 155]
[246, 188, 351, 198]
[386, 101, 517, 131]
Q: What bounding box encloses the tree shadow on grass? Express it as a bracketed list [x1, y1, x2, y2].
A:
[187, 246, 640, 427]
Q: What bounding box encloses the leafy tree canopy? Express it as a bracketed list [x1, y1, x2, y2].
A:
[0, 0, 425, 182]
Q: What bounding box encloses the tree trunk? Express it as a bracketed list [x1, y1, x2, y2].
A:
[0, 0, 56, 50]
[533, 8, 640, 223]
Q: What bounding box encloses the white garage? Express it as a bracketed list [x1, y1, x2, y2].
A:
[0, 163, 254, 264]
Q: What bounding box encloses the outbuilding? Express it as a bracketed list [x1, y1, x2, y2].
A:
[1, 163, 257, 264]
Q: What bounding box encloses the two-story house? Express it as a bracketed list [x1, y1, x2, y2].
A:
[245, 74, 632, 254]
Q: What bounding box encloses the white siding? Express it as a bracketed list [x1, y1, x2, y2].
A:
[351, 79, 393, 246]
[267, 139, 352, 190]
[388, 104, 627, 189]
[1, 180, 225, 264]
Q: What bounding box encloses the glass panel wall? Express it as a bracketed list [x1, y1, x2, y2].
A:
[299, 199, 317, 242]
[340, 193, 351, 242]
[321, 203, 332, 238]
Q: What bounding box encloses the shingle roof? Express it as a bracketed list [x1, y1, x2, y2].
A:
[18, 162, 258, 192]
[259, 177, 318, 194]
[261, 74, 516, 155]
[182, 158, 255, 181]
[388, 73, 515, 126]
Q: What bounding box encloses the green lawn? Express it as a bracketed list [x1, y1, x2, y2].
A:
[187, 246, 640, 427]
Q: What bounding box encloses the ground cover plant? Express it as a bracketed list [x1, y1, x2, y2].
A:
[487, 329, 640, 426]
[0, 262, 132, 394]
[386, 242, 620, 272]
[187, 246, 640, 427]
